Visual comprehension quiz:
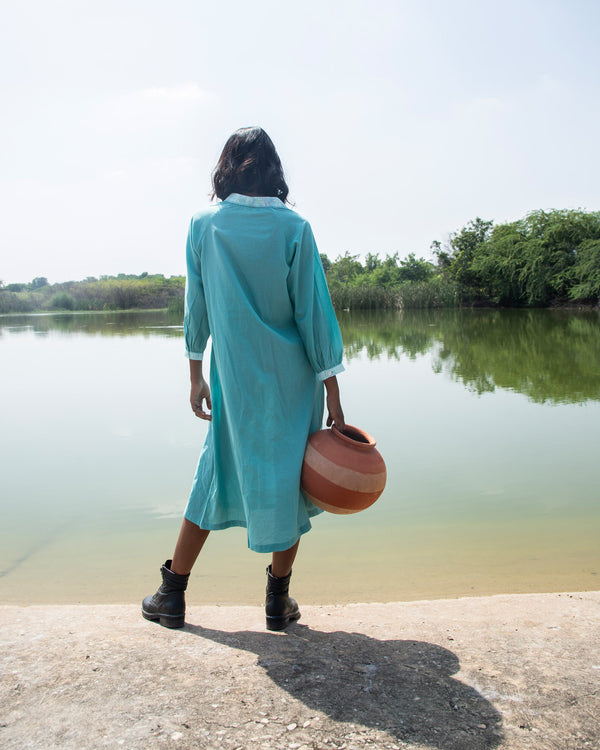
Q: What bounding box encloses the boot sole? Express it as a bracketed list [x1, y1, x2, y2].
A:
[141, 608, 185, 628]
[266, 611, 301, 631]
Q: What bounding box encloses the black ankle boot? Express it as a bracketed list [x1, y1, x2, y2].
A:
[265, 564, 301, 631]
[142, 560, 189, 628]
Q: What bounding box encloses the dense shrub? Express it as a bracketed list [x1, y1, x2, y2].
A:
[50, 292, 76, 310]
[437, 209, 600, 306]
[0, 292, 35, 314]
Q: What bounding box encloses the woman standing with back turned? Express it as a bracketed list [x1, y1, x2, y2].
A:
[142, 127, 345, 630]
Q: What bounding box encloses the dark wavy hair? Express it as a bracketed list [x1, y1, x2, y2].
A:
[211, 127, 289, 203]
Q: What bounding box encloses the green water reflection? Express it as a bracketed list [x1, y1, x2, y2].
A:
[0, 308, 598, 605]
[339, 308, 600, 404]
[0, 309, 183, 336]
[3, 307, 599, 404]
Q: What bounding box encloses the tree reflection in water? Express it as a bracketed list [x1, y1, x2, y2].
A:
[338, 308, 600, 405]
[2, 307, 599, 404]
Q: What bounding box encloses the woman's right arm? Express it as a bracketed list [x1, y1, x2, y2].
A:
[189, 359, 212, 421]
[184, 216, 211, 421]
[184, 217, 210, 361]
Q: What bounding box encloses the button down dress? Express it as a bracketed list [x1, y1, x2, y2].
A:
[183, 194, 344, 552]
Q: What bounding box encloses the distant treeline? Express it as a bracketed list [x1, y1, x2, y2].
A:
[324, 208, 600, 309]
[2, 208, 599, 314]
[0, 272, 185, 315]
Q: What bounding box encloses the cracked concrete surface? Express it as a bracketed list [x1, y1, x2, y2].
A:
[1, 592, 599, 749]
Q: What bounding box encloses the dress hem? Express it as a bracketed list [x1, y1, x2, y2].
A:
[182, 512, 315, 553]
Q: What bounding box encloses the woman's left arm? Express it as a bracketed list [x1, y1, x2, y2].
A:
[324, 375, 345, 431]
[287, 222, 345, 381]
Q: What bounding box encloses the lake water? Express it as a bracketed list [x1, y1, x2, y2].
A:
[1, 308, 599, 605]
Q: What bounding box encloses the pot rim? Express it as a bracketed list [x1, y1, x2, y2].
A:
[331, 423, 376, 449]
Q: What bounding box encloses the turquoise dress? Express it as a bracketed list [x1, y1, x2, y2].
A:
[183, 193, 344, 553]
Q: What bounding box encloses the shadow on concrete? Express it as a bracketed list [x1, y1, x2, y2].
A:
[183, 621, 503, 749]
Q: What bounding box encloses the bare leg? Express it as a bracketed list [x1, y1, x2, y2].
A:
[170, 518, 210, 575]
[271, 539, 300, 578]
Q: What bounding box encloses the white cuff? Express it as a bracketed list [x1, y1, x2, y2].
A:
[185, 351, 204, 360]
[316, 363, 345, 381]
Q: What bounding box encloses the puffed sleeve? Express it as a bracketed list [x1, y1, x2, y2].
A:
[183, 218, 210, 360]
[287, 221, 345, 380]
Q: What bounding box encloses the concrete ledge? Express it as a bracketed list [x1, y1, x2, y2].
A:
[1, 592, 599, 749]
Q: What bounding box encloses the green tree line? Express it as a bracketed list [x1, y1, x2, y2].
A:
[323, 208, 600, 310]
[2, 208, 599, 314]
[434, 209, 600, 306]
[0, 273, 185, 314]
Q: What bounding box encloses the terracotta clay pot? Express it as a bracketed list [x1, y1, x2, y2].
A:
[301, 424, 386, 514]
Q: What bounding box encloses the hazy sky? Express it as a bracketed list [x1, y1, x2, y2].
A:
[1, 0, 599, 283]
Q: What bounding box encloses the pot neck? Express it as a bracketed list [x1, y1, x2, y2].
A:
[331, 424, 376, 450]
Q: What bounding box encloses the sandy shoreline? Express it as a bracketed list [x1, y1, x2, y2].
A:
[1, 592, 599, 749]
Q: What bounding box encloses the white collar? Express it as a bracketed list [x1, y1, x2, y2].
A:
[224, 193, 285, 208]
